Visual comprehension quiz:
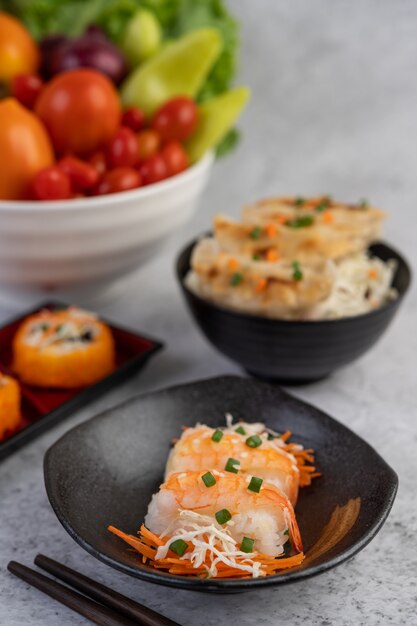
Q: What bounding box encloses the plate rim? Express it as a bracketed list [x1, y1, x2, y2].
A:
[44, 375, 398, 592]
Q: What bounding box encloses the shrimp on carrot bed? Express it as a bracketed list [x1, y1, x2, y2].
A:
[166, 416, 319, 505]
[109, 470, 304, 579]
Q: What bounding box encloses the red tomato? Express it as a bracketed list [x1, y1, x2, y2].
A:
[161, 141, 188, 177]
[31, 166, 72, 200]
[11, 74, 44, 109]
[105, 127, 139, 168]
[88, 151, 107, 178]
[122, 107, 145, 132]
[152, 97, 198, 142]
[95, 167, 141, 195]
[58, 156, 98, 191]
[137, 129, 160, 162]
[139, 154, 168, 186]
[35, 69, 121, 156]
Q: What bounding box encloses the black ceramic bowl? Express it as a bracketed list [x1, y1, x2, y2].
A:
[176, 238, 411, 383]
[44, 376, 398, 593]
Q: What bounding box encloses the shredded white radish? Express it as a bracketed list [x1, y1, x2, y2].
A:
[155, 510, 267, 578]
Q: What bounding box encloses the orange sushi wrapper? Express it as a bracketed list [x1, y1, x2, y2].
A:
[12, 309, 115, 389]
[0, 374, 21, 440]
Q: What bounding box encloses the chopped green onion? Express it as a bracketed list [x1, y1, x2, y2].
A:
[240, 536, 255, 553]
[245, 434, 262, 448]
[294, 196, 305, 207]
[56, 324, 65, 333]
[169, 539, 189, 556]
[315, 196, 332, 212]
[359, 198, 369, 209]
[283, 529, 289, 536]
[211, 429, 223, 443]
[40, 323, 49, 332]
[248, 476, 263, 493]
[267, 433, 278, 440]
[201, 471, 216, 488]
[235, 426, 246, 435]
[230, 272, 243, 286]
[292, 260, 303, 281]
[285, 215, 314, 228]
[252, 253, 261, 261]
[225, 457, 240, 474]
[250, 226, 262, 240]
[215, 508, 232, 525]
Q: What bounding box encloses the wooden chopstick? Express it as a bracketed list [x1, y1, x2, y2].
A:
[7, 561, 138, 626]
[34, 554, 181, 626]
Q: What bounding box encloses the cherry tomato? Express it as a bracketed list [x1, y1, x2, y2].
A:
[161, 141, 188, 177]
[88, 151, 107, 178]
[35, 69, 121, 156]
[137, 129, 160, 162]
[122, 107, 145, 132]
[152, 97, 198, 142]
[95, 167, 141, 195]
[139, 154, 168, 186]
[31, 166, 72, 200]
[11, 74, 44, 109]
[58, 156, 98, 191]
[105, 127, 139, 168]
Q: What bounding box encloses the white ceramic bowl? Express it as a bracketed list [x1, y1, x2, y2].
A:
[0, 152, 213, 294]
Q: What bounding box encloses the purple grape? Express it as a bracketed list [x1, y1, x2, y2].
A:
[39, 34, 69, 79]
[45, 31, 129, 86]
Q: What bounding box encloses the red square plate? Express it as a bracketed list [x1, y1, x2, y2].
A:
[0, 301, 163, 461]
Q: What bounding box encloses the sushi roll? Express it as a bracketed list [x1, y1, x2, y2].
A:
[12, 307, 115, 388]
[165, 423, 301, 505]
[109, 470, 304, 578]
[0, 373, 21, 440]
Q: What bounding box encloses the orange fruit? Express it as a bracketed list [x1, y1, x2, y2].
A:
[0, 12, 39, 84]
[0, 99, 54, 200]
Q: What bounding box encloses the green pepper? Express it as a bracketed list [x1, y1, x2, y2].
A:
[120, 28, 222, 115]
[185, 86, 250, 163]
[121, 9, 162, 65]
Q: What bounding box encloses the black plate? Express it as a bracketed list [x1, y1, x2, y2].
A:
[44, 376, 397, 593]
[176, 238, 411, 383]
[0, 301, 163, 462]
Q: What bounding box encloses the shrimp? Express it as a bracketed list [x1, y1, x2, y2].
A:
[166, 424, 300, 505]
[145, 470, 303, 557]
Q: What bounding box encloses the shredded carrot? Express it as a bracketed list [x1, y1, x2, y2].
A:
[228, 258, 239, 270]
[139, 524, 164, 547]
[368, 268, 378, 280]
[266, 248, 279, 262]
[265, 223, 278, 238]
[322, 211, 334, 224]
[255, 278, 268, 292]
[278, 432, 319, 487]
[108, 526, 157, 559]
[108, 524, 305, 579]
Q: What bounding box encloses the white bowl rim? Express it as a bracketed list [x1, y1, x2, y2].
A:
[0, 151, 214, 213]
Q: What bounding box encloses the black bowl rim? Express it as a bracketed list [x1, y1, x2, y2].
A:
[44, 375, 398, 592]
[175, 234, 412, 328]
